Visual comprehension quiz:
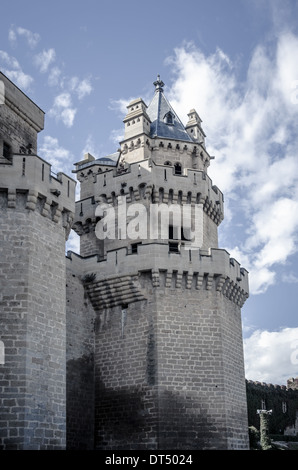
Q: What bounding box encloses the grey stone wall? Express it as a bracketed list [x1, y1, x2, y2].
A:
[0, 71, 44, 159]
[0, 197, 67, 449]
[94, 294, 159, 450]
[65, 256, 96, 449]
[93, 271, 249, 450]
[155, 288, 248, 450]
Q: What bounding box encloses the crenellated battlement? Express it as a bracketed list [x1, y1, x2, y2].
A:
[0, 153, 76, 236]
[67, 244, 249, 309]
[74, 158, 224, 231]
[246, 379, 288, 391]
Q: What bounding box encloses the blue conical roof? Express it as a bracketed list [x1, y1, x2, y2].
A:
[146, 76, 192, 142]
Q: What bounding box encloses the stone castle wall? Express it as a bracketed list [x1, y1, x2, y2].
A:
[92, 269, 248, 450]
[65, 257, 96, 450]
[0, 197, 68, 449]
[0, 70, 75, 448]
[0, 70, 250, 450]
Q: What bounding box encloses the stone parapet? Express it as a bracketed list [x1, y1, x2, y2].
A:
[74, 159, 224, 230]
[0, 154, 76, 236]
[67, 244, 249, 309]
[246, 379, 287, 390]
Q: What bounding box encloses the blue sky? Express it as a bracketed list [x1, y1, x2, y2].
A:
[1, 0, 298, 385]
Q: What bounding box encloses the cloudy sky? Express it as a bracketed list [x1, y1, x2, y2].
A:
[1, 0, 298, 386]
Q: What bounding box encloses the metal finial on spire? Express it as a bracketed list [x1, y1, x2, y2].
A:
[153, 74, 164, 92]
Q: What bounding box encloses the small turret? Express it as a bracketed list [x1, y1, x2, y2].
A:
[123, 98, 151, 140]
[185, 108, 206, 147]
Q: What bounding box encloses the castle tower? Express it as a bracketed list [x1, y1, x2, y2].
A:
[71, 77, 249, 450]
[0, 72, 75, 449]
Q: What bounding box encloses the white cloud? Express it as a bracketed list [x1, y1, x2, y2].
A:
[8, 28, 17, 46]
[77, 79, 92, 99]
[81, 134, 99, 159]
[61, 107, 77, 128]
[110, 128, 124, 145]
[275, 33, 298, 107]
[47, 76, 92, 127]
[0, 50, 19, 69]
[48, 66, 62, 87]
[39, 135, 73, 173]
[110, 97, 135, 116]
[34, 48, 56, 73]
[53, 92, 72, 108]
[49, 92, 77, 128]
[69, 76, 93, 100]
[9, 25, 40, 49]
[0, 50, 33, 90]
[165, 35, 298, 295]
[244, 327, 298, 385]
[282, 272, 298, 284]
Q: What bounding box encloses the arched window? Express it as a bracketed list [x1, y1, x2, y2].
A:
[164, 112, 174, 125]
[138, 183, 146, 199]
[174, 163, 182, 175]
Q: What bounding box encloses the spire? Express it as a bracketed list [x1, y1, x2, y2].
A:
[147, 75, 192, 142]
[153, 75, 164, 92]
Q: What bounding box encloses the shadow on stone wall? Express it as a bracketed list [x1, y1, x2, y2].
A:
[66, 353, 95, 450]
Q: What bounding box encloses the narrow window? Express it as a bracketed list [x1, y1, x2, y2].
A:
[159, 188, 164, 203]
[67, 180, 70, 197]
[22, 157, 26, 176]
[131, 242, 141, 254]
[42, 163, 44, 181]
[3, 142, 11, 160]
[169, 241, 179, 253]
[174, 163, 182, 175]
